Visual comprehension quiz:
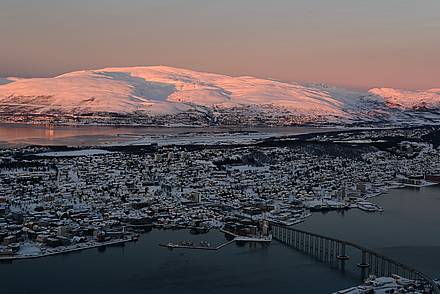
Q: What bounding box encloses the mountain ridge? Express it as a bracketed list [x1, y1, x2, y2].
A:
[0, 66, 439, 126]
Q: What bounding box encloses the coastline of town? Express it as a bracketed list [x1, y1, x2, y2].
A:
[1, 127, 439, 262]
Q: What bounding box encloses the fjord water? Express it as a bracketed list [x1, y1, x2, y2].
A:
[0, 124, 329, 147]
[0, 230, 358, 294]
[1, 187, 439, 294]
[296, 186, 440, 278]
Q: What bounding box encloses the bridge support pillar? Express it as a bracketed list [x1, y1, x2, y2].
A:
[337, 243, 349, 272]
[357, 250, 370, 280]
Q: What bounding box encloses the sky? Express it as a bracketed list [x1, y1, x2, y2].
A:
[0, 0, 439, 90]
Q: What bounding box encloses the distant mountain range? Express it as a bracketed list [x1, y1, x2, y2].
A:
[0, 66, 439, 127]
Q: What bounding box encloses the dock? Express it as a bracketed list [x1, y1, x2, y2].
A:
[159, 232, 272, 251]
[159, 240, 236, 251]
[234, 236, 272, 243]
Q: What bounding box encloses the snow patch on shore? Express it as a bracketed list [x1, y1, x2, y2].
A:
[35, 149, 113, 157]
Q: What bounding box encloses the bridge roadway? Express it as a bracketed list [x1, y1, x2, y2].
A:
[271, 224, 440, 293]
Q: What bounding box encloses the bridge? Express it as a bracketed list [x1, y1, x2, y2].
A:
[272, 224, 440, 293]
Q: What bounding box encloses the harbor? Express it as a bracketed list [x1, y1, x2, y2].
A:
[1, 127, 440, 293]
[160, 221, 272, 251]
[1, 127, 440, 261]
[0, 187, 439, 293]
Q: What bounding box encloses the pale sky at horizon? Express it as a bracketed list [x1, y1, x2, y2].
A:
[0, 0, 439, 90]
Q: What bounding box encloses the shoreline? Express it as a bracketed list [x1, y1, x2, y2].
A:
[0, 124, 340, 148]
[0, 184, 437, 263]
[0, 237, 134, 262]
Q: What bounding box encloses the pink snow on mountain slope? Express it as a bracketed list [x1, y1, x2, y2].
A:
[370, 88, 440, 109]
[83, 66, 369, 116]
[0, 66, 438, 120]
[0, 69, 193, 114]
[0, 66, 370, 117]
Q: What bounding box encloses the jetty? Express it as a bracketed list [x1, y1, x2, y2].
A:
[159, 239, 236, 251]
[159, 229, 272, 251]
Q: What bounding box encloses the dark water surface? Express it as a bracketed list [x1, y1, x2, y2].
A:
[1, 187, 439, 294]
[0, 124, 331, 147]
[1, 230, 359, 294]
[296, 186, 440, 278]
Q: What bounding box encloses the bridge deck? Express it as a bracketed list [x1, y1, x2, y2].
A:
[271, 224, 440, 294]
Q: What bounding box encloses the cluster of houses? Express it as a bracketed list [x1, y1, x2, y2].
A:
[1, 127, 440, 258]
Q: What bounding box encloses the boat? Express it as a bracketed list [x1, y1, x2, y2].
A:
[356, 201, 383, 212]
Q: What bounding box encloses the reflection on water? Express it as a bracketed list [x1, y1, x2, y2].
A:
[0, 124, 136, 146]
[45, 126, 55, 140]
[0, 124, 331, 147]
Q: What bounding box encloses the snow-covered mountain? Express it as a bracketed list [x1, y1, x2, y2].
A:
[0, 66, 439, 126]
[369, 88, 440, 110]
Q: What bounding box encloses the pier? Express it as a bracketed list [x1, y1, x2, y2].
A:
[159, 239, 236, 251]
[159, 229, 272, 251]
[272, 224, 440, 294]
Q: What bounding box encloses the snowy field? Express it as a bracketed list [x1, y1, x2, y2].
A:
[34, 149, 113, 157]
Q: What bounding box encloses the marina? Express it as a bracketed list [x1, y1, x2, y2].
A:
[160, 223, 273, 251]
